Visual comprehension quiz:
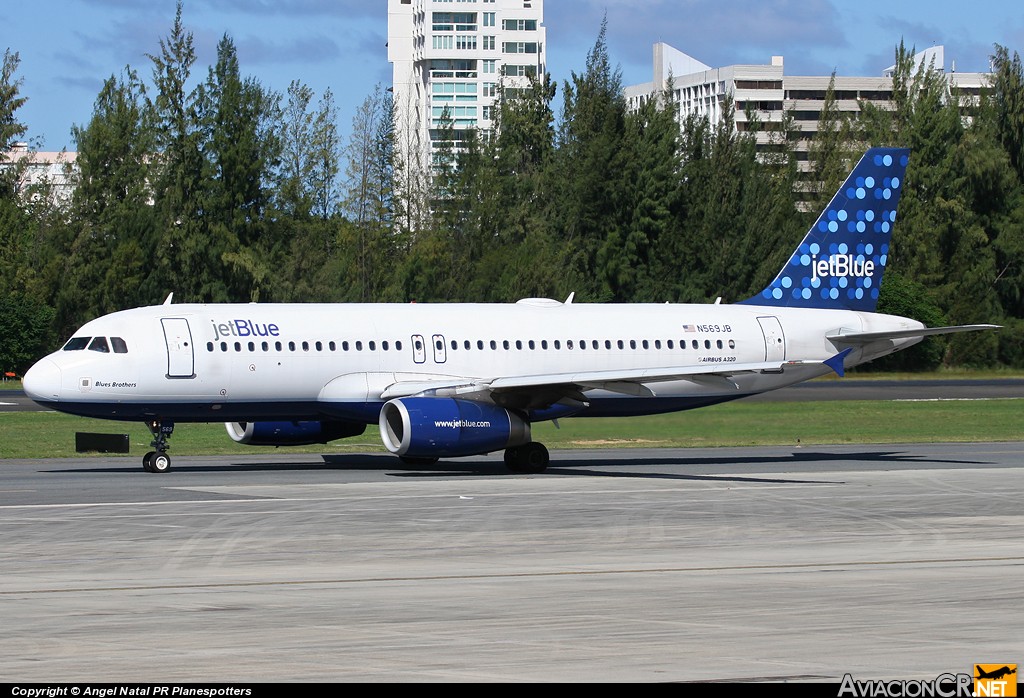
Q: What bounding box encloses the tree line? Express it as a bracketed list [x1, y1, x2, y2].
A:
[1, 7, 1022, 373]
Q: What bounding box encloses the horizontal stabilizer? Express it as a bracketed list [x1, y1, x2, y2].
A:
[827, 324, 1000, 345]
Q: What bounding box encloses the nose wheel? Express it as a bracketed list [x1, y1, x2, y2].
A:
[143, 420, 174, 473]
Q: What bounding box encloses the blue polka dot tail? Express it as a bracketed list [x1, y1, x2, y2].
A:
[739, 147, 910, 312]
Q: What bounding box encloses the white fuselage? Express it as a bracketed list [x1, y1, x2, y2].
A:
[24, 300, 923, 424]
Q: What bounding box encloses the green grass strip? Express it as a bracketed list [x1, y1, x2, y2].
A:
[1, 398, 1020, 460]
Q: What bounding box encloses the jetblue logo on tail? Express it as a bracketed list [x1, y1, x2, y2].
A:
[741, 148, 909, 312]
[811, 254, 875, 283]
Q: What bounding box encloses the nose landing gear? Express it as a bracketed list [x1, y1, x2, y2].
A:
[143, 420, 174, 473]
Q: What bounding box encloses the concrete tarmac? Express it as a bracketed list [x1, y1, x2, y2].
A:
[1, 443, 1022, 682]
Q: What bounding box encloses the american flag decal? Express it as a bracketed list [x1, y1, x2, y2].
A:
[682, 324, 696, 332]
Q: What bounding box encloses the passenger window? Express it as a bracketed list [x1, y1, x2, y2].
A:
[221, 342, 228, 352]
[275, 341, 282, 351]
[528, 340, 535, 350]
[369, 341, 376, 351]
[63, 337, 91, 351]
[207, 342, 214, 352]
[288, 341, 295, 351]
[503, 340, 510, 350]
[554, 340, 561, 350]
[396, 341, 403, 351]
[489, 340, 497, 350]
[692, 340, 698, 349]
[356, 341, 363, 351]
[729, 339, 736, 349]
[235, 342, 243, 352]
[717, 340, 723, 349]
[667, 340, 674, 349]
[566, 340, 573, 350]
[248, 341, 255, 352]
[629, 340, 637, 350]
[383, 341, 390, 351]
[263, 342, 270, 351]
[111, 337, 129, 354]
[642, 340, 649, 349]
[88, 337, 110, 353]
[541, 340, 548, 350]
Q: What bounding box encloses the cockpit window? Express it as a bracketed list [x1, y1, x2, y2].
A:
[88, 337, 110, 353]
[111, 337, 128, 354]
[63, 337, 90, 351]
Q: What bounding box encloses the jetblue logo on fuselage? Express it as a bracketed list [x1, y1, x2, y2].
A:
[811, 254, 875, 283]
[211, 319, 281, 341]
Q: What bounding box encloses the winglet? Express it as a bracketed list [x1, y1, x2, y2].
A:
[824, 348, 853, 377]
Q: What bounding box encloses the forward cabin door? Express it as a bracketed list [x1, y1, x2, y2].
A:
[161, 318, 195, 378]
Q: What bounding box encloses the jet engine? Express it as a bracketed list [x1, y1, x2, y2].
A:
[379, 397, 531, 458]
[226, 420, 366, 446]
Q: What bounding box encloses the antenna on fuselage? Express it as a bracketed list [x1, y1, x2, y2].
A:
[162, 293, 174, 305]
[564, 292, 575, 305]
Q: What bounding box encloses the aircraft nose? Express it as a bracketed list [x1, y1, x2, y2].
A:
[23, 358, 62, 402]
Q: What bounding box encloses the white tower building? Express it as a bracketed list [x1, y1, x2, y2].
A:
[388, 0, 546, 180]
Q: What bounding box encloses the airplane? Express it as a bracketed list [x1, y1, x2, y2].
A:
[23, 147, 997, 474]
[976, 666, 1016, 681]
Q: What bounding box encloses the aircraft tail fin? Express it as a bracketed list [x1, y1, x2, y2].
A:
[740, 147, 910, 312]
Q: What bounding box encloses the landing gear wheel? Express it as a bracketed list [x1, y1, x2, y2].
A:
[149, 452, 172, 474]
[504, 442, 549, 474]
[143, 419, 175, 474]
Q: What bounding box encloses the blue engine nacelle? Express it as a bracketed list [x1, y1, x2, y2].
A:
[379, 397, 531, 458]
[226, 420, 366, 446]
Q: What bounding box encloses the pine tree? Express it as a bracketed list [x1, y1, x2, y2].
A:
[59, 68, 155, 329]
[201, 34, 282, 302]
[146, 1, 211, 301]
[554, 17, 627, 299]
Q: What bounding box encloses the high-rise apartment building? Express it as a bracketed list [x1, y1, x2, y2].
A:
[625, 43, 988, 207]
[388, 0, 546, 177]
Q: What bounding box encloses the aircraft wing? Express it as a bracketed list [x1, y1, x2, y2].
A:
[826, 324, 1000, 344]
[379, 357, 837, 403]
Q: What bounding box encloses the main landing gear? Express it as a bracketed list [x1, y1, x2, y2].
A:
[504, 442, 549, 474]
[143, 420, 174, 473]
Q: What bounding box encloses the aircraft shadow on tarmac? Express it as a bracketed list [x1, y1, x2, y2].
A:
[44, 448, 994, 485]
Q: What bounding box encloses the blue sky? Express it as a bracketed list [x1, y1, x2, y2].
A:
[6, 0, 1022, 151]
